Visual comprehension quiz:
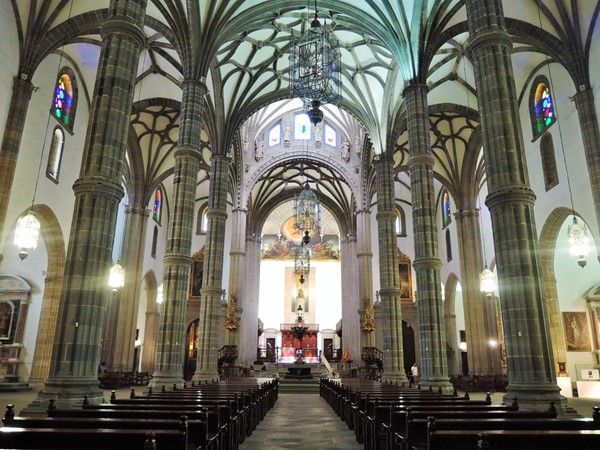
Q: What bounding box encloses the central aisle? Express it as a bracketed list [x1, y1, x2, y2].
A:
[240, 391, 362, 449]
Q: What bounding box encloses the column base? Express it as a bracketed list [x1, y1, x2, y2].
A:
[192, 368, 220, 384]
[503, 383, 579, 416]
[149, 371, 185, 391]
[421, 376, 454, 394]
[382, 369, 409, 384]
[21, 377, 103, 416]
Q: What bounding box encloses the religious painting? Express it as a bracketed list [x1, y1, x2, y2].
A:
[261, 217, 339, 260]
[562, 311, 592, 352]
[189, 248, 205, 299]
[0, 301, 14, 341]
[398, 249, 413, 302]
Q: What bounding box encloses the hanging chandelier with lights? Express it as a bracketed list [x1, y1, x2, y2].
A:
[294, 244, 311, 284]
[480, 265, 497, 295]
[567, 216, 590, 268]
[289, 0, 341, 126]
[294, 182, 320, 234]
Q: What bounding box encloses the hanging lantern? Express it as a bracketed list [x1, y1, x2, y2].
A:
[294, 182, 320, 234]
[109, 260, 125, 290]
[289, 2, 341, 126]
[294, 244, 311, 280]
[480, 265, 497, 294]
[14, 210, 41, 260]
[567, 216, 590, 268]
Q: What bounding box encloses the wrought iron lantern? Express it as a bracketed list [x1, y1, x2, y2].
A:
[294, 182, 320, 234]
[14, 210, 41, 260]
[109, 260, 125, 290]
[289, 0, 341, 126]
[294, 244, 311, 285]
[567, 216, 590, 268]
[480, 265, 497, 295]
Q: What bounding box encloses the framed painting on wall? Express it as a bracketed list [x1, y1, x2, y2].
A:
[562, 311, 592, 352]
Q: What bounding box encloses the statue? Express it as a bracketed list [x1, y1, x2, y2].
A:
[283, 125, 292, 148]
[225, 293, 240, 330]
[361, 296, 375, 332]
[341, 138, 351, 162]
[254, 137, 264, 161]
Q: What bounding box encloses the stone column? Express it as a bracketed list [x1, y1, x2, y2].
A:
[152, 79, 205, 388]
[193, 154, 230, 381]
[113, 205, 150, 370]
[22, 0, 147, 413]
[242, 234, 261, 364]
[403, 83, 451, 391]
[141, 306, 160, 373]
[100, 290, 120, 369]
[340, 233, 360, 363]
[373, 155, 408, 382]
[573, 89, 600, 252]
[454, 208, 500, 375]
[444, 313, 460, 376]
[227, 207, 246, 350]
[356, 209, 375, 348]
[0, 76, 35, 253]
[465, 0, 565, 410]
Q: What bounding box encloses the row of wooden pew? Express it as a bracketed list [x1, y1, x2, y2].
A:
[0, 378, 278, 449]
[320, 377, 600, 450]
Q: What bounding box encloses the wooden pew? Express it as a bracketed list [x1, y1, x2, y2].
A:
[424, 414, 600, 450]
[475, 429, 600, 450]
[0, 426, 186, 450]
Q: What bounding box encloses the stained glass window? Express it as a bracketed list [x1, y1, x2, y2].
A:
[294, 113, 310, 140]
[53, 73, 74, 129]
[530, 76, 556, 139]
[534, 83, 555, 133]
[269, 123, 281, 146]
[442, 190, 451, 228]
[324, 123, 336, 147]
[153, 188, 162, 224]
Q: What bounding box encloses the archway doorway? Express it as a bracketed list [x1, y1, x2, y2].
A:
[184, 319, 199, 380]
[402, 320, 416, 376]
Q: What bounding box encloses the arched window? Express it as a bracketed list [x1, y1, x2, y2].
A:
[442, 190, 451, 228]
[196, 205, 208, 234]
[153, 188, 162, 224]
[540, 132, 559, 191]
[294, 113, 310, 140]
[324, 123, 337, 147]
[52, 68, 77, 133]
[46, 126, 64, 183]
[530, 75, 556, 140]
[445, 228, 452, 262]
[151, 225, 158, 258]
[395, 207, 406, 237]
[268, 122, 281, 147]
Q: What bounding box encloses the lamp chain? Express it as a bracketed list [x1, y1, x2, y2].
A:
[535, 3, 575, 214]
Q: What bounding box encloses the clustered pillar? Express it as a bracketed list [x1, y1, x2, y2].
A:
[374, 155, 407, 382]
[465, 0, 565, 410]
[194, 154, 230, 381]
[404, 83, 451, 391]
[152, 78, 206, 388]
[23, 0, 148, 413]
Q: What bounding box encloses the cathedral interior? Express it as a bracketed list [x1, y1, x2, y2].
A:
[0, 0, 600, 417]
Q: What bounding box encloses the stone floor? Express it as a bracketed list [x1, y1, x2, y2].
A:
[240, 392, 362, 450]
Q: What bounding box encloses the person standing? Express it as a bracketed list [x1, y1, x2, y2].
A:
[411, 362, 419, 386]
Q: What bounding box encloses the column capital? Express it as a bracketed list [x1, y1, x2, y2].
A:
[101, 16, 146, 49]
[163, 254, 192, 266]
[486, 185, 536, 210]
[72, 176, 124, 203]
[413, 256, 442, 270]
[408, 153, 435, 169]
[125, 205, 150, 217]
[402, 82, 429, 97]
[453, 208, 479, 220]
[467, 29, 513, 58]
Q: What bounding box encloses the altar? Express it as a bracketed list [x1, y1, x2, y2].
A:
[284, 364, 313, 379]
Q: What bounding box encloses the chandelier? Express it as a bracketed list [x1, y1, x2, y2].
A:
[480, 265, 497, 295]
[294, 182, 320, 236]
[294, 244, 311, 284]
[14, 211, 41, 260]
[289, 0, 341, 126]
[567, 216, 590, 268]
[108, 260, 125, 290]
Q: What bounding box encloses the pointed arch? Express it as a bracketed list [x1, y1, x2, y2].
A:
[24, 205, 66, 385]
